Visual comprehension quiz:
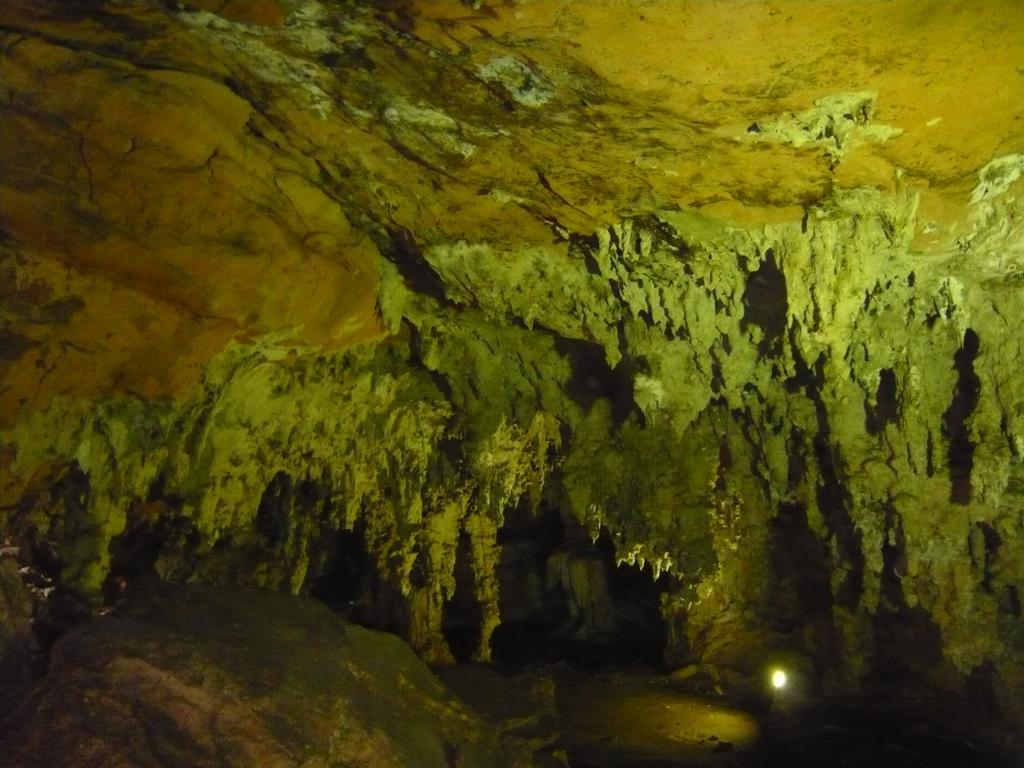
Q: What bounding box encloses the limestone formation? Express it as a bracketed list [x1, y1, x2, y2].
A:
[1, 0, 1023, 752]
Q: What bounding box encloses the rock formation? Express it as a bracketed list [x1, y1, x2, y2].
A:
[0, 585, 542, 768]
[1, 0, 1023, 750]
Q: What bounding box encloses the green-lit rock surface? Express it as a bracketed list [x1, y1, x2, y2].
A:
[0, 0, 1023, 756]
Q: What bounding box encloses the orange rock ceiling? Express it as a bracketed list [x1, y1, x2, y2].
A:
[1, 0, 1022, 422]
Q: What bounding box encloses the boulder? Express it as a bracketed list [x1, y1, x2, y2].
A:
[0, 585, 533, 768]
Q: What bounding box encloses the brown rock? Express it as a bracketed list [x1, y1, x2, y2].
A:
[0, 585, 530, 768]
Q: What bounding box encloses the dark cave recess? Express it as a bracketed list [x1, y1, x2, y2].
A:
[488, 504, 674, 669]
[309, 500, 675, 669]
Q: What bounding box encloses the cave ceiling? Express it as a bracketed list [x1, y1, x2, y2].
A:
[1, 0, 1022, 415]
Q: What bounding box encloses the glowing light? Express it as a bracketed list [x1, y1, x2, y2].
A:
[771, 669, 788, 690]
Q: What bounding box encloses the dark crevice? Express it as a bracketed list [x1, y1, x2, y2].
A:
[553, 336, 636, 426]
[788, 329, 864, 609]
[787, 427, 808, 490]
[1002, 585, 1021, 618]
[406, 321, 455, 401]
[879, 502, 908, 609]
[972, 522, 1002, 594]
[145, 474, 185, 508]
[811, 290, 823, 331]
[0, 329, 40, 361]
[1000, 415, 1018, 458]
[734, 406, 774, 501]
[384, 136, 459, 182]
[768, 501, 834, 629]
[310, 522, 408, 638]
[318, 47, 376, 73]
[741, 248, 788, 358]
[716, 434, 733, 492]
[0, 19, 202, 76]
[709, 349, 725, 395]
[570, 232, 603, 276]
[872, 502, 944, 683]
[865, 367, 899, 435]
[942, 329, 981, 505]
[255, 471, 292, 546]
[103, 499, 190, 606]
[311, 526, 370, 611]
[441, 531, 484, 663]
[535, 169, 594, 222]
[381, 226, 451, 302]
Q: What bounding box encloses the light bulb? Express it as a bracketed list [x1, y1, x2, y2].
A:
[771, 669, 787, 689]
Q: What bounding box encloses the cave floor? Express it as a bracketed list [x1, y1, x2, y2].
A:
[553, 669, 757, 767]
[503, 667, 1018, 768]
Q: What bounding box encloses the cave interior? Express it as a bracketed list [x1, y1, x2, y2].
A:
[1, 1, 1023, 766]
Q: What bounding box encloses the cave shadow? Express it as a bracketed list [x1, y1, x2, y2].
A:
[441, 530, 484, 663]
[309, 520, 409, 638]
[488, 502, 675, 671]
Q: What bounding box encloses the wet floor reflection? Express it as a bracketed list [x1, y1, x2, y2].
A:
[555, 671, 758, 767]
[554, 670, 1018, 768]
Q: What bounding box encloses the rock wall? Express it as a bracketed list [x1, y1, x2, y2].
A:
[1, 0, 1023, 735]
